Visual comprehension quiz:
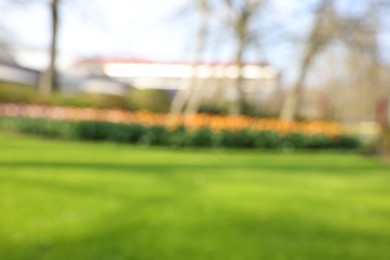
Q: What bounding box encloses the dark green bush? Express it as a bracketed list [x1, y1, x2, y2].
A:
[281, 133, 308, 149]
[215, 130, 240, 148]
[0, 117, 77, 139]
[106, 123, 132, 142]
[306, 134, 333, 149]
[253, 131, 281, 149]
[235, 130, 256, 148]
[216, 129, 266, 148]
[139, 125, 170, 146]
[28, 119, 75, 139]
[332, 135, 361, 149]
[77, 121, 111, 141]
[106, 123, 146, 143]
[168, 126, 187, 148]
[184, 128, 215, 148]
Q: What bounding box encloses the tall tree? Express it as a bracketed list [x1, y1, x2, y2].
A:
[222, 0, 266, 115]
[39, 0, 59, 97]
[3, 0, 61, 96]
[280, 0, 337, 121]
[170, 0, 268, 116]
[170, 0, 211, 115]
[279, 0, 389, 121]
[4, 0, 102, 96]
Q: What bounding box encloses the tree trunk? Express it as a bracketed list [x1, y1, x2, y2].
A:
[228, 73, 244, 115]
[39, 0, 59, 97]
[228, 22, 246, 116]
[169, 82, 192, 114]
[184, 77, 203, 114]
[169, 0, 208, 115]
[279, 0, 333, 121]
[279, 56, 310, 121]
[279, 47, 314, 121]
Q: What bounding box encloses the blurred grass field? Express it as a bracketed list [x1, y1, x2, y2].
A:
[0, 133, 389, 260]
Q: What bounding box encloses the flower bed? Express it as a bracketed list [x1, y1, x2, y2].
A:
[0, 103, 360, 150]
[0, 103, 344, 135]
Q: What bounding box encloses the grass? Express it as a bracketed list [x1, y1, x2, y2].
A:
[0, 133, 389, 260]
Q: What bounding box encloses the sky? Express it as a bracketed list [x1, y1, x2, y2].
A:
[0, 0, 318, 87]
[0, 0, 388, 84]
[1, 0, 196, 63]
[0, 0, 302, 67]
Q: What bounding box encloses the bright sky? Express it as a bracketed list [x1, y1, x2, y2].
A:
[0, 0, 388, 82]
[1, 0, 302, 59]
[1, 0, 196, 60]
[0, 0, 310, 85]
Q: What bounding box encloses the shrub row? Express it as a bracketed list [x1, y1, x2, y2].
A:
[0, 117, 360, 150]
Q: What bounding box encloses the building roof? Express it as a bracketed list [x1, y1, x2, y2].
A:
[71, 57, 279, 81]
[74, 57, 271, 67]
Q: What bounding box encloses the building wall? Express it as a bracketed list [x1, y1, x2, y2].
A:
[0, 63, 40, 86]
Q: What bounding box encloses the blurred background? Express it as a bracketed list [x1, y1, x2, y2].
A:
[1, 2, 390, 259]
[0, 0, 389, 144]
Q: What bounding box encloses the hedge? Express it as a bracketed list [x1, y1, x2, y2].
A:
[0, 116, 361, 150]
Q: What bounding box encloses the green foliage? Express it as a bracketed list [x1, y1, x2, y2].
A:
[332, 134, 361, 149]
[306, 134, 333, 149]
[77, 121, 110, 141]
[0, 117, 76, 139]
[0, 116, 361, 150]
[0, 83, 134, 110]
[215, 129, 257, 148]
[105, 123, 134, 142]
[139, 125, 170, 146]
[281, 132, 308, 149]
[125, 89, 171, 112]
[184, 127, 215, 148]
[215, 130, 240, 148]
[382, 127, 390, 153]
[167, 126, 187, 147]
[106, 123, 145, 143]
[253, 131, 281, 149]
[51, 94, 132, 109]
[0, 83, 37, 103]
[234, 129, 257, 148]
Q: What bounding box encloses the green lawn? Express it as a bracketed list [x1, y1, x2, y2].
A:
[0, 133, 389, 260]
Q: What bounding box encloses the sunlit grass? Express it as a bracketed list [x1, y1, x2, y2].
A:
[0, 133, 389, 259]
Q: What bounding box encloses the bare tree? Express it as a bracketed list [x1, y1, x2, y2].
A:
[170, 0, 268, 116]
[343, 1, 382, 103]
[2, 0, 60, 96]
[280, 0, 337, 121]
[280, 0, 389, 121]
[39, 0, 59, 97]
[3, 0, 102, 97]
[169, 0, 211, 115]
[221, 0, 266, 115]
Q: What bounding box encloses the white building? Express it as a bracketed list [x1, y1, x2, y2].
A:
[66, 57, 280, 95]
